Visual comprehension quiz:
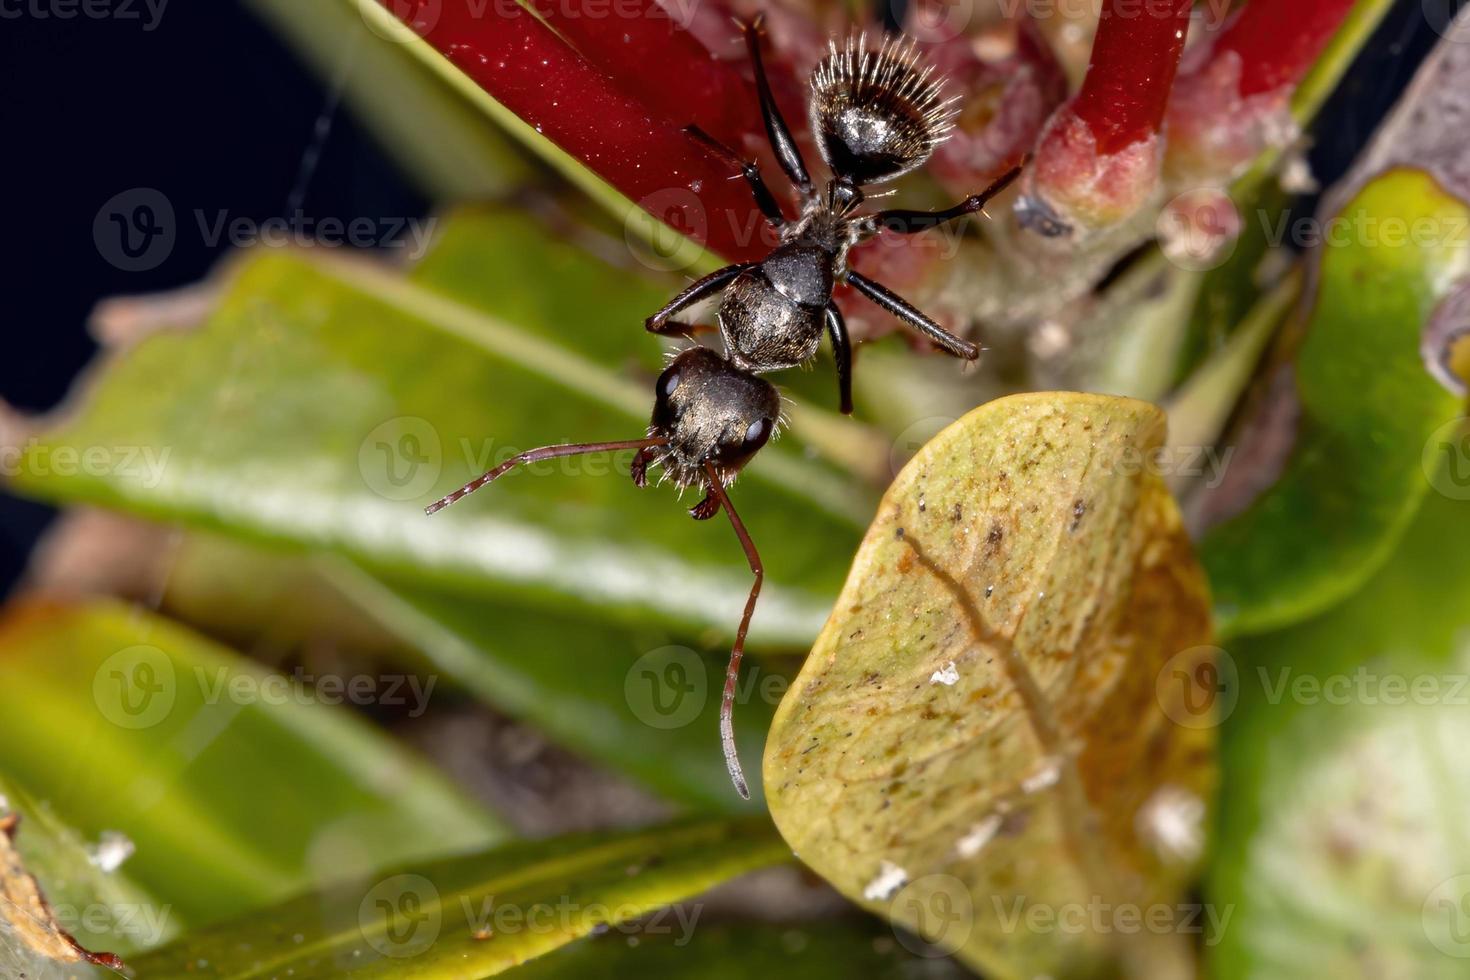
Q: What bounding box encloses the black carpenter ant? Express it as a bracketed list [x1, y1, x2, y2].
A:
[647, 15, 1024, 414]
[428, 19, 1021, 799]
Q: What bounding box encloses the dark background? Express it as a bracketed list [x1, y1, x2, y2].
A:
[0, 0, 1457, 592]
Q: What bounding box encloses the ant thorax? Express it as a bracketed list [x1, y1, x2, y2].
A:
[781, 180, 868, 279]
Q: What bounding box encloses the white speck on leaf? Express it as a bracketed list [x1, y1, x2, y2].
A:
[1021, 758, 1061, 794]
[955, 814, 1003, 858]
[930, 661, 959, 686]
[862, 861, 908, 901]
[1137, 785, 1205, 863]
[87, 830, 135, 873]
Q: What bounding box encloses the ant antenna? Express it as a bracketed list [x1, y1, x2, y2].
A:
[425, 437, 668, 515]
[703, 461, 763, 800]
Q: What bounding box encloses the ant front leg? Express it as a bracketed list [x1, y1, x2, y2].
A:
[824, 303, 853, 415]
[702, 462, 762, 800]
[685, 126, 786, 228]
[860, 163, 1025, 238]
[630, 445, 658, 488]
[743, 14, 812, 196]
[688, 487, 721, 520]
[646, 263, 753, 336]
[846, 271, 980, 361]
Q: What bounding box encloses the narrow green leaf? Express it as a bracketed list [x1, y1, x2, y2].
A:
[509, 921, 971, 978]
[129, 817, 787, 978]
[325, 562, 781, 811]
[1200, 169, 1469, 637]
[0, 601, 503, 928]
[766, 393, 1216, 979]
[1208, 490, 1470, 979]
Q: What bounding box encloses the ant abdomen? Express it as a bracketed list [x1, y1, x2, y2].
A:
[809, 33, 959, 186]
[720, 242, 833, 372]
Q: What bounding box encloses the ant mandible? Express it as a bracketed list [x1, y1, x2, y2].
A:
[647, 14, 1024, 414]
[428, 17, 1024, 799]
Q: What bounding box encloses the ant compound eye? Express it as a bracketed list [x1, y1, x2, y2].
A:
[741, 418, 773, 453]
[660, 370, 681, 399]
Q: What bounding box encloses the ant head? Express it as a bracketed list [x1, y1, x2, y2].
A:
[809, 32, 958, 186]
[650, 347, 781, 488]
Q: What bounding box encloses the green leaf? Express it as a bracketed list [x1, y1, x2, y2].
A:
[509, 921, 971, 978]
[10, 233, 863, 646]
[327, 564, 782, 810]
[1208, 490, 1470, 979]
[0, 600, 503, 929]
[1200, 169, 1469, 638]
[129, 816, 787, 978]
[766, 393, 1216, 979]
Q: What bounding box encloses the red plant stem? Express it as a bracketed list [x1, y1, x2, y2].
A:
[396, 0, 768, 262]
[1162, 0, 1356, 186]
[1199, 0, 1357, 97]
[528, 0, 763, 148]
[1072, 0, 1194, 155]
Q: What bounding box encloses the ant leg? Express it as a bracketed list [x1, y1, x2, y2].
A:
[425, 437, 664, 515]
[685, 125, 786, 227]
[688, 488, 720, 520]
[846, 271, 980, 360]
[646, 264, 752, 335]
[861, 163, 1025, 237]
[744, 14, 812, 195]
[824, 303, 854, 415]
[631, 445, 660, 488]
[703, 462, 762, 800]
